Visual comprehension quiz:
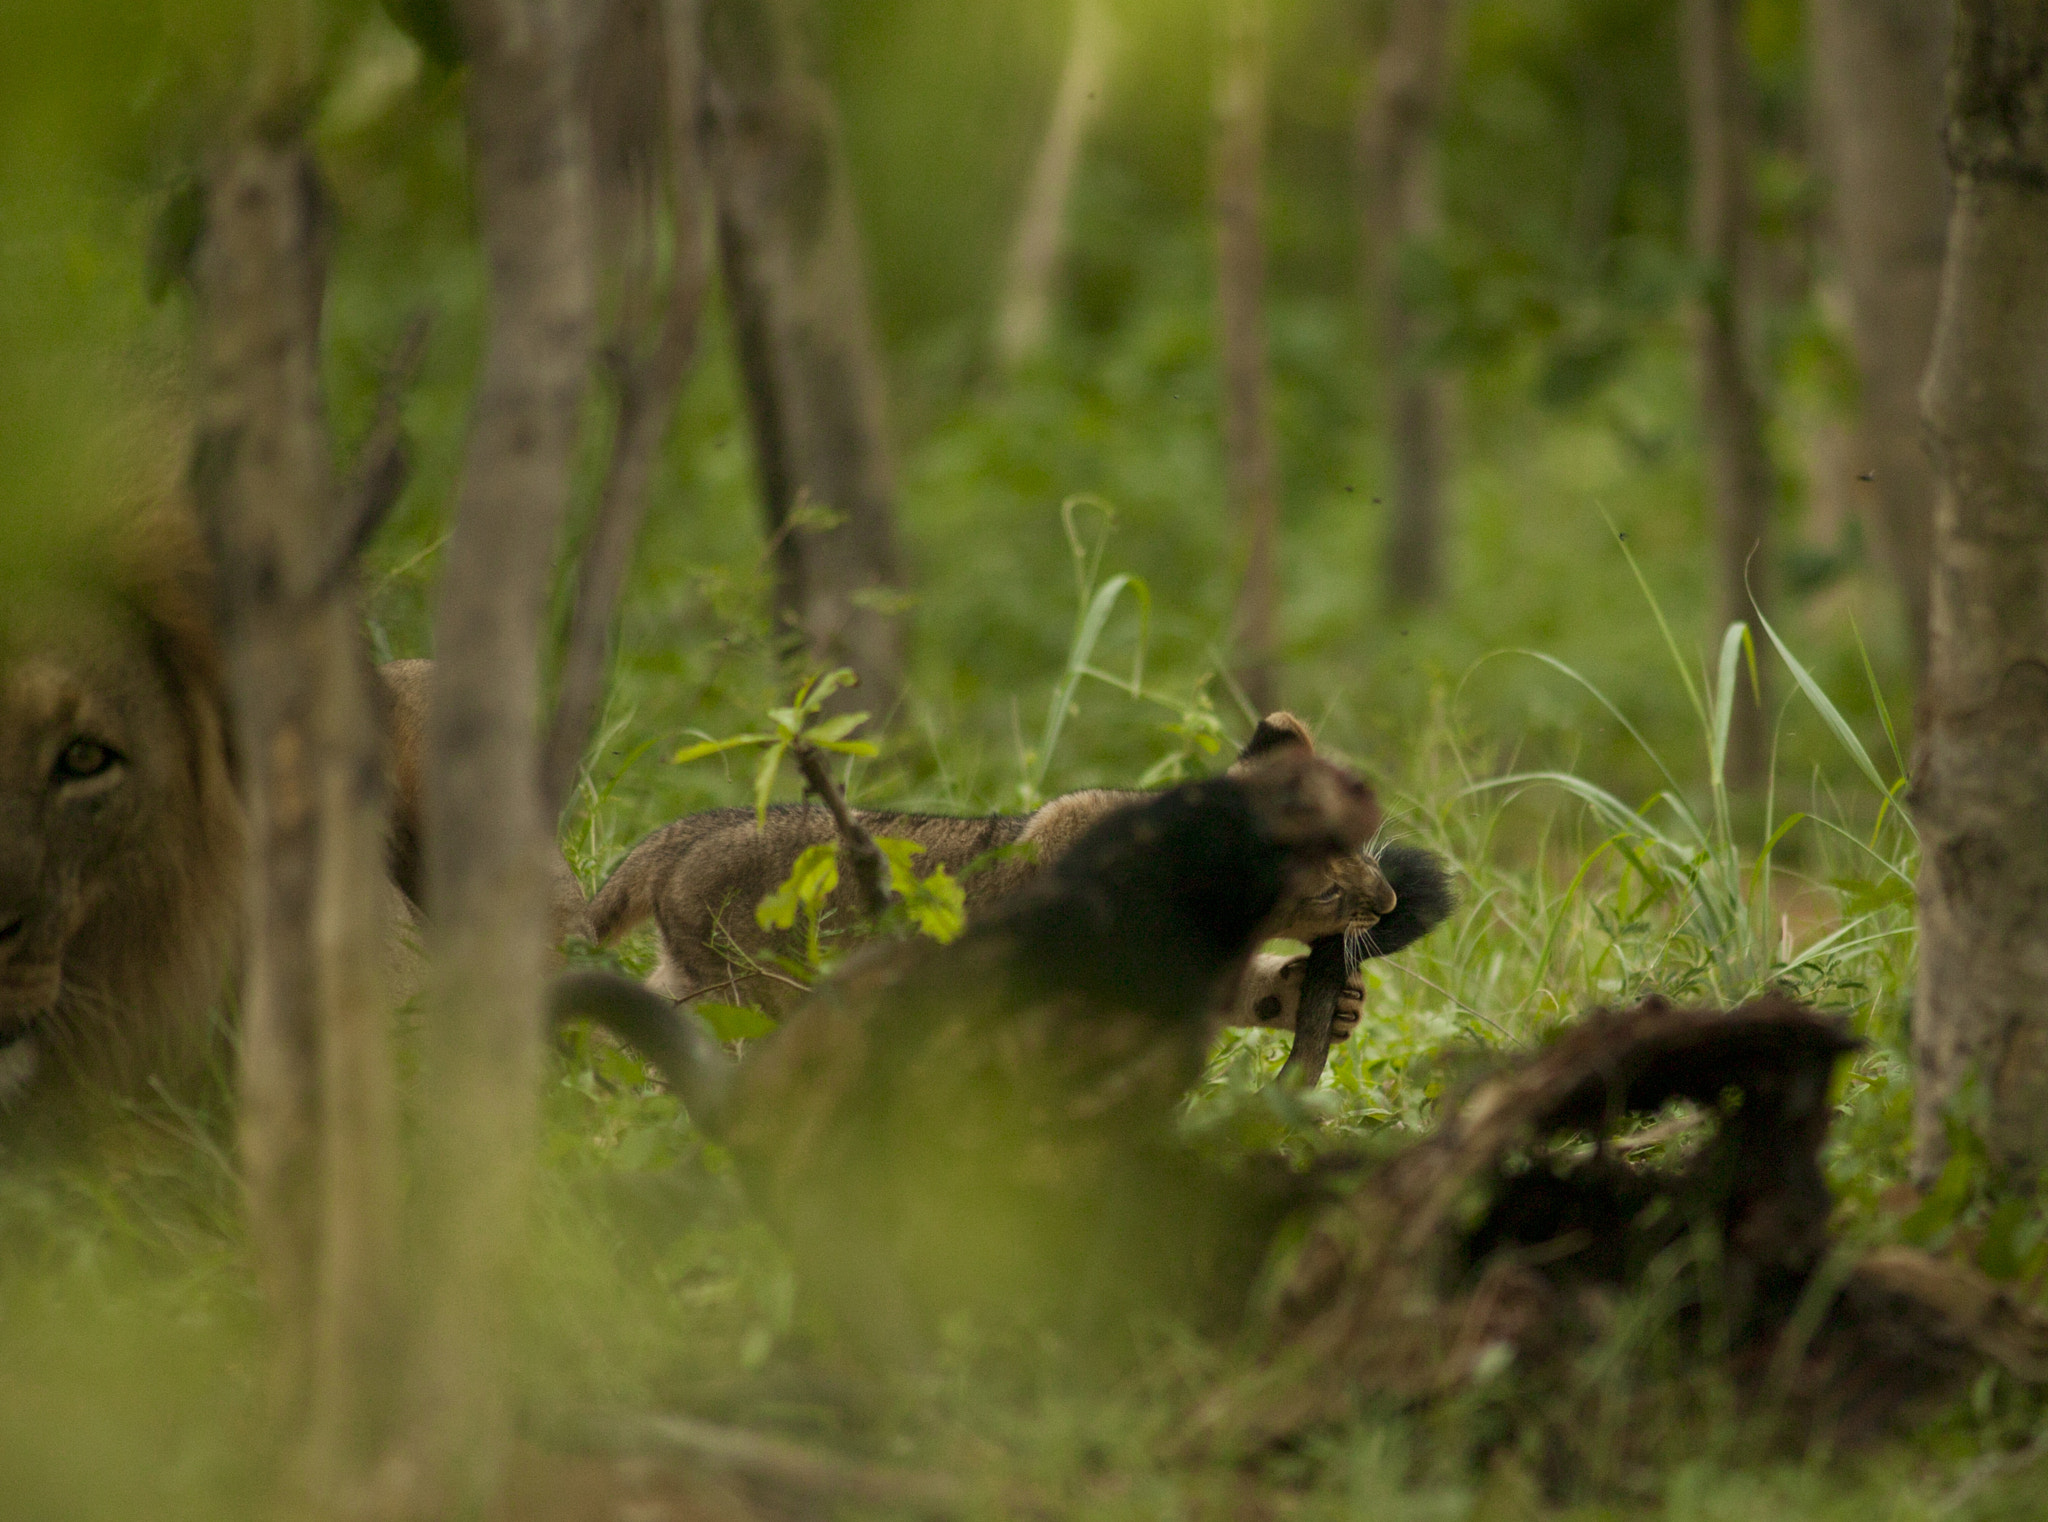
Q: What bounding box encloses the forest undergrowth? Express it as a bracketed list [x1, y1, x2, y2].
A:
[13, 521, 2042, 1522]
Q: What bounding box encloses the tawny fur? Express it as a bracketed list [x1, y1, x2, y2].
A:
[0, 513, 245, 1115]
[0, 519, 588, 1125]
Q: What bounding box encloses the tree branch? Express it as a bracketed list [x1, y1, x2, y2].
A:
[567, 1409, 1049, 1519]
[790, 740, 894, 922]
[315, 312, 431, 599]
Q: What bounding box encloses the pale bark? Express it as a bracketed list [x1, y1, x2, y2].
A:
[1911, 1, 2048, 1183]
[1681, 0, 1773, 790]
[396, 0, 597, 1510]
[1216, 0, 1280, 714]
[543, 0, 710, 814]
[993, 0, 1115, 370]
[700, 0, 905, 712]
[1809, 0, 1950, 676]
[1359, 0, 1456, 608]
[190, 136, 402, 1500]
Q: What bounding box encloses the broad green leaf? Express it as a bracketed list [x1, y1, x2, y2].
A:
[755, 841, 839, 931]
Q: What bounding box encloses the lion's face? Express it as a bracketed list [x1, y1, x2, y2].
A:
[0, 567, 241, 1114]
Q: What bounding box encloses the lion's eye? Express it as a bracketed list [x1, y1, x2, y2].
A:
[52, 738, 121, 784]
[1316, 885, 1345, 903]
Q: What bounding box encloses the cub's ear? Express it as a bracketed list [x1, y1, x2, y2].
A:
[1231, 712, 1315, 772]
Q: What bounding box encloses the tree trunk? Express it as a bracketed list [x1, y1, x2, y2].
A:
[190, 134, 403, 1503]
[1359, 0, 1456, 609]
[542, 0, 710, 814]
[1808, 0, 1950, 677]
[1681, 0, 1773, 791]
[1216, 0, 1280, 714]
[1911, 1, 2048, 1184]
[993, 0, 1114, 371]
[699, 0, 905, 713]
[396, 0, 596, 1510]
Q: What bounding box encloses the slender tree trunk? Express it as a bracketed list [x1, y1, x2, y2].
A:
[1216, 0, 1280, 714]
[1808, 0, 1950, 677]
[396, 0, 596, 1510]
[190, 132, 403, 1504]
[1681, 0, 1773, 791]
[993, 0, 1114, 370]
[1359, 0, 1456, 608]
[699, 0, 905, 713]
[543, 0, 710, 813]
[1911, 1, 2048, 1184]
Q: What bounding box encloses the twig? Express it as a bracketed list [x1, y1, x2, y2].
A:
[567, 1409, 1041, 1519]
[316, 311, 431, 598]
[790, 740, 895, 921]
[541, 0, 710, 814]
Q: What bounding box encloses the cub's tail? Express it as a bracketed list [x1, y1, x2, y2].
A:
[587, 814, 732, 945]
[550, 969, 734, 1139]
[1357, 842, 1456, 959]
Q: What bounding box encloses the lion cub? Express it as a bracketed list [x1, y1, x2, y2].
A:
[589, 715, 1440, 1029]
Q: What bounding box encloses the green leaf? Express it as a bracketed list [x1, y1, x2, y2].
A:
[694, 1002, 778, 1042]
[902, 865, 965, 944]
[755, 842, 839, 930]
[810, 738, 880, 758]
[672, 732, 769, 765]
[752, 739, 789, 825]
[804, 711, 871, 746]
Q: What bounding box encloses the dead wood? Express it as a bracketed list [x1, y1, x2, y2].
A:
[789, 740, 894, 922]
[542, 0, 711, 814]
[564, 1410, 1029, 1520]
[396, 0, 598, 1510]
[1200, 994, 2048, 1461]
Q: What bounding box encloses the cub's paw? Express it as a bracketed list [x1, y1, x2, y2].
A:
[1233, 951, 1364, 1041]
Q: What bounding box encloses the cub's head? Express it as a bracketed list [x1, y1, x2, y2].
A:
[0, 514, 242, 1115]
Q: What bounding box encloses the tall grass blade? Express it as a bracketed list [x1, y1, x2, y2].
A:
[1753, 606, 1912, 834]
[1606, 514, 1708, 731]
[1032, 572, 1150, 793]
[1707, 622, 1747, 793]
[1490, 651, 1700, 837]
